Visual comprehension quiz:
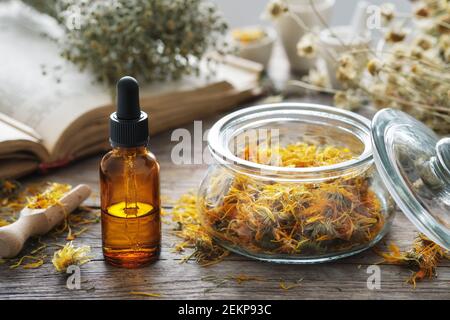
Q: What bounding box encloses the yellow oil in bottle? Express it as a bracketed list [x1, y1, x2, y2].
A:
[102, 201, 160, 268]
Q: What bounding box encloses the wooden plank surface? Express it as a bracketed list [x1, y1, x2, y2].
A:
[0, 93, 449, 300]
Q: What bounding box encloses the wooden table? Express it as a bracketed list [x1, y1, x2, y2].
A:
[1, 93, 449, 300]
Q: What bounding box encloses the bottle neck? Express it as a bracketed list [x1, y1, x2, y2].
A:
[112, 145, 148, 156]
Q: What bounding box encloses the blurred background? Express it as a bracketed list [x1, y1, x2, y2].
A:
[213, 0, 411, 27]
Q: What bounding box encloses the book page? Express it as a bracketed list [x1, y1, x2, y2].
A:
[0, 1, 111, 154]
[0, 119, 39, 145]
[0, 115, 48, 162]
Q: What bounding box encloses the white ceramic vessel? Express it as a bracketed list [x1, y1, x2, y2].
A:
[272, 0, 335, 74]
[230, 26, 276, 69]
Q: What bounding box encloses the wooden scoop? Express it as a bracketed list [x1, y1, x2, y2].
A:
[0, 184, 91, 258]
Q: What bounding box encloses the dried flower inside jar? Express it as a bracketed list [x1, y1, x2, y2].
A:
[199, 143, 386, 258]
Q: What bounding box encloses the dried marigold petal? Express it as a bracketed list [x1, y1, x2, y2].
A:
[52, 242, 91, 273]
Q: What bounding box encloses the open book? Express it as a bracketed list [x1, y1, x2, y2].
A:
[0, 1, 262, 179]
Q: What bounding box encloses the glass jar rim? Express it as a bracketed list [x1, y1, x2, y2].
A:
[207, 103, 373, 181]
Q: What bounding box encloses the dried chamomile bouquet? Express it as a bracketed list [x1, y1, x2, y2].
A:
[333, 0, 450, 134]
[20, 0, 227, 87]
[267, 0, 450, 134]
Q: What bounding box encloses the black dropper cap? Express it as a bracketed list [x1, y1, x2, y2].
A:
[109, 76, 149, 147]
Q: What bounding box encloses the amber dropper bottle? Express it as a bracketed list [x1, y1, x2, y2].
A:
[100, 76, 161, 268]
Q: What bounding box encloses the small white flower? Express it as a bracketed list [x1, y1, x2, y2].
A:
[381, 3, 396, 24]
[336, 54, 358, 83]
[296, 33, 317, 58]
[306, 68, 330, 88]
[334, 91, 361, 110]
[263, 0, 287, 20]
[414, 34, 436, 51]
[444, 47, 450, 63]
[367, 58, 382, 76]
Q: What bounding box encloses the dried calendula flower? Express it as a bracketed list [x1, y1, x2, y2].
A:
[199, 143, 385, 257]
[10, 255, 46, 270]
[0, 218, 10, 227]
[0, 180, 21, 199]
[26, 183, 71, 209]
[52, 242, 92, 272]
[129, 292, 162, 298]
[171, 193, 229, 266]
[248, 142, 354, 167]
[232, 274, 263, 284]
[376, 234, 449, 288]
[279, 278, 303, 290]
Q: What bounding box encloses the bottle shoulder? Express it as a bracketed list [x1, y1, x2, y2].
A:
[100, 148, 159, 174]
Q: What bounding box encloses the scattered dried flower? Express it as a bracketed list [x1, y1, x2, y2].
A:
[0, 181, 98, 272]
[9, 255, 46, 270]
[376, 234, 449, 288]
[129, 291, 162, 298]
[0, 180, 21, 199]
[171, 193, 229, 266]
[26, 183, 71, 209]
[279, 278, 303, 290]
[52, 241, 91, 272]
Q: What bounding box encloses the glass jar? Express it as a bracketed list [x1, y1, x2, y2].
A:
[198, 103, 395, 263]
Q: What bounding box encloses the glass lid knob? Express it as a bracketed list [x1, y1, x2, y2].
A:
[372, 109, 450, 250]
[436, 138, 450, 183]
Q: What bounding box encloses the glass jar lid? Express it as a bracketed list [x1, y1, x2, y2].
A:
[372, 108, 450, 250]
